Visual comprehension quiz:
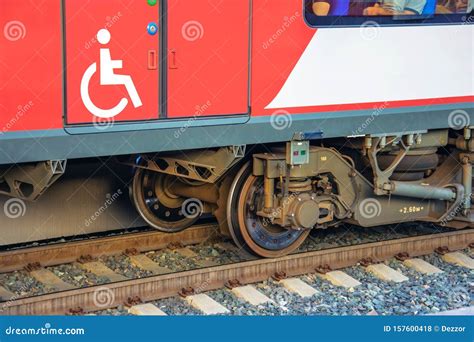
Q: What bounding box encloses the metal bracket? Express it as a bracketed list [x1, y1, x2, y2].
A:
[292, 130, 323, 141]
[0, 160, 67, 201]
[125, 147, 244, 184]
[367, 136, 411, 195]
[232, 145, 246, 158]
[50, 160, 67, 175]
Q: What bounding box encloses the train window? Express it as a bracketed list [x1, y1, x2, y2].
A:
[304, 0, 473, 26]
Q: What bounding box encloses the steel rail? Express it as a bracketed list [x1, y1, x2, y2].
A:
[0, 224, 220, 273]
[1, 229, 472, 315]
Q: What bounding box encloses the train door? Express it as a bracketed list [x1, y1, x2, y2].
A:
[64, 0, 160, 125]
[166, 0, 251, 118]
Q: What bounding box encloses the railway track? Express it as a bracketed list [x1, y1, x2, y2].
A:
[0, 226, 472, 316]
[0, 224, 220, 273]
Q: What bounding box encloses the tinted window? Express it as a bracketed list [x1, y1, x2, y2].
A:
[305, 0, 473, 26]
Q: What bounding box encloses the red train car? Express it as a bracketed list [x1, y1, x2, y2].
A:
[0, 0, 473, 256]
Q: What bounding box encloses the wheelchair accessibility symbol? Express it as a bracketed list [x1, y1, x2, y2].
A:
[80, 29, 143, 119]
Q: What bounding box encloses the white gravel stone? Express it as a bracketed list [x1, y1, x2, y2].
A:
[320, 270, 362, 288]
[0, 286, 15, 300]
[128, 254, 171, 275]
[232, 285, 274, 306]
[366, 264, 408, 283]
[30, 268, 75, 291]
[77, 261, 128, 282]
[174, 248, 198, 258]
[280, 278, 318, 298]
[185, 294, 230, 315]
[404, 258, 443, 275]
[129, 303, 167, 316]
[430, 306, 474, 316]
[442, 252, 474, 269]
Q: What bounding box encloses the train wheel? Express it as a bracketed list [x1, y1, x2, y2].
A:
[131, 168, 200, 233]
[227, 162, 310, 258]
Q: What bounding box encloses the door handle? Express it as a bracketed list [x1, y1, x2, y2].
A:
[148, 50, 157, 70]
[169, 49, 178, 69]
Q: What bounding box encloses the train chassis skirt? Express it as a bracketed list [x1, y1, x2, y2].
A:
[227, 162, 310, 258]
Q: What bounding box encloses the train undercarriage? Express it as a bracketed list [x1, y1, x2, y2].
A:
[127, 128, 474, 257]
[1, 128, 473, 257]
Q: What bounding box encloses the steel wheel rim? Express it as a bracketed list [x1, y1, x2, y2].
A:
[132, 168, 199, 232]
[228, 162, 309, 258]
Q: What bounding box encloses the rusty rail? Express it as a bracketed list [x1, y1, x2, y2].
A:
[1, 229, 472, 315]
[0, 224, 220, 273]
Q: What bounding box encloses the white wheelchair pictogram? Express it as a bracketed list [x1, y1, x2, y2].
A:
[80, 29, 143, 119]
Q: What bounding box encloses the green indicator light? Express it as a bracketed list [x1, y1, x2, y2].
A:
[147, 0, 157, 6]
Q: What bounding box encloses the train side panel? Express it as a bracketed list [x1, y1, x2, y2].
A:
[250, 0, 474, 116]
[0, 0, 472, 166]
[167, 0, 251, 118]
[0, 0, 62, 133]
[64, 0, 160, 124]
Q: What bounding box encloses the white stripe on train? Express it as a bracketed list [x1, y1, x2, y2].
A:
[266, 25, 473, 109]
